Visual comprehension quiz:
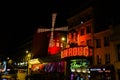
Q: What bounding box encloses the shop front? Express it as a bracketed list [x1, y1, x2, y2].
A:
[89, 65, 115, 80]
[30, 60, 65, 80]
[61, 46, 93, 80]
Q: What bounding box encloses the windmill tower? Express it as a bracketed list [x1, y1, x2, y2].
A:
[37, 13, 68, 55]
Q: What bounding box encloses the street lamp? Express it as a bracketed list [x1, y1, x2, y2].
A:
[26, 50, 31, 75]
[61, 36, 67, 49]
[61, 37, 66, 41]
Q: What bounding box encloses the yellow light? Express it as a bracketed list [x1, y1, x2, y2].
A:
[71, 69, 75, 72]
[28, 53, 31, 58]
[26, 50, 29, 54]
[76, 68, 81, 72]
[29, 58, 40, 64]
[61, 37, 65, 41]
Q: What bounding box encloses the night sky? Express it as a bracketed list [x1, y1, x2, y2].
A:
[0, 0, 119, 58]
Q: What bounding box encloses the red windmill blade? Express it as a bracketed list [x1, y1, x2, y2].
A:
[37, 13, 68, 55]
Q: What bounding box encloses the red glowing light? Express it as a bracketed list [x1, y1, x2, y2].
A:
[48, 46, 61, 55]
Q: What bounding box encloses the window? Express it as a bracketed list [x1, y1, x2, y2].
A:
[117, 44, 120, 61]
[97, 55, 99, 65]
[68, 33, 72, 44]
[87, 39, 92, 46]
[86, 25, 91, 33]
[97, 55, 101, 65]
[104, 36, 110, 46]
[73, 32, 77, 43]
[105, 53, 110, 64]
[96, 39, 101, 48]
[80, 28, 85, 35]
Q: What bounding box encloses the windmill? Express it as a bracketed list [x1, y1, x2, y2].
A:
[37, 13, 68, 55]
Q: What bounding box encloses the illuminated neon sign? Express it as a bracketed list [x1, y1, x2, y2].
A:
[71, 62, 87, 69]
[70, 59, 88, 69]
[61, 46, 92, 58]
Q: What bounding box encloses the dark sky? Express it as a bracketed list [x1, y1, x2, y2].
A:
[0, 0, 119, 57]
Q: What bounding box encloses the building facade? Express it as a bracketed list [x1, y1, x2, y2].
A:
[93, 28, 115, 80]
[30, 6, 120, 80]
[110, 25, 120, 80]
[63, 6, 119, 80]
[62, 7, 94, 80]
[92, 25, 120, 80]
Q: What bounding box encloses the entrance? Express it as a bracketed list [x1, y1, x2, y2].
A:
[70, 71, 90, 80]
[61, 46, 93, 80]
[69, 59, 90, 80]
